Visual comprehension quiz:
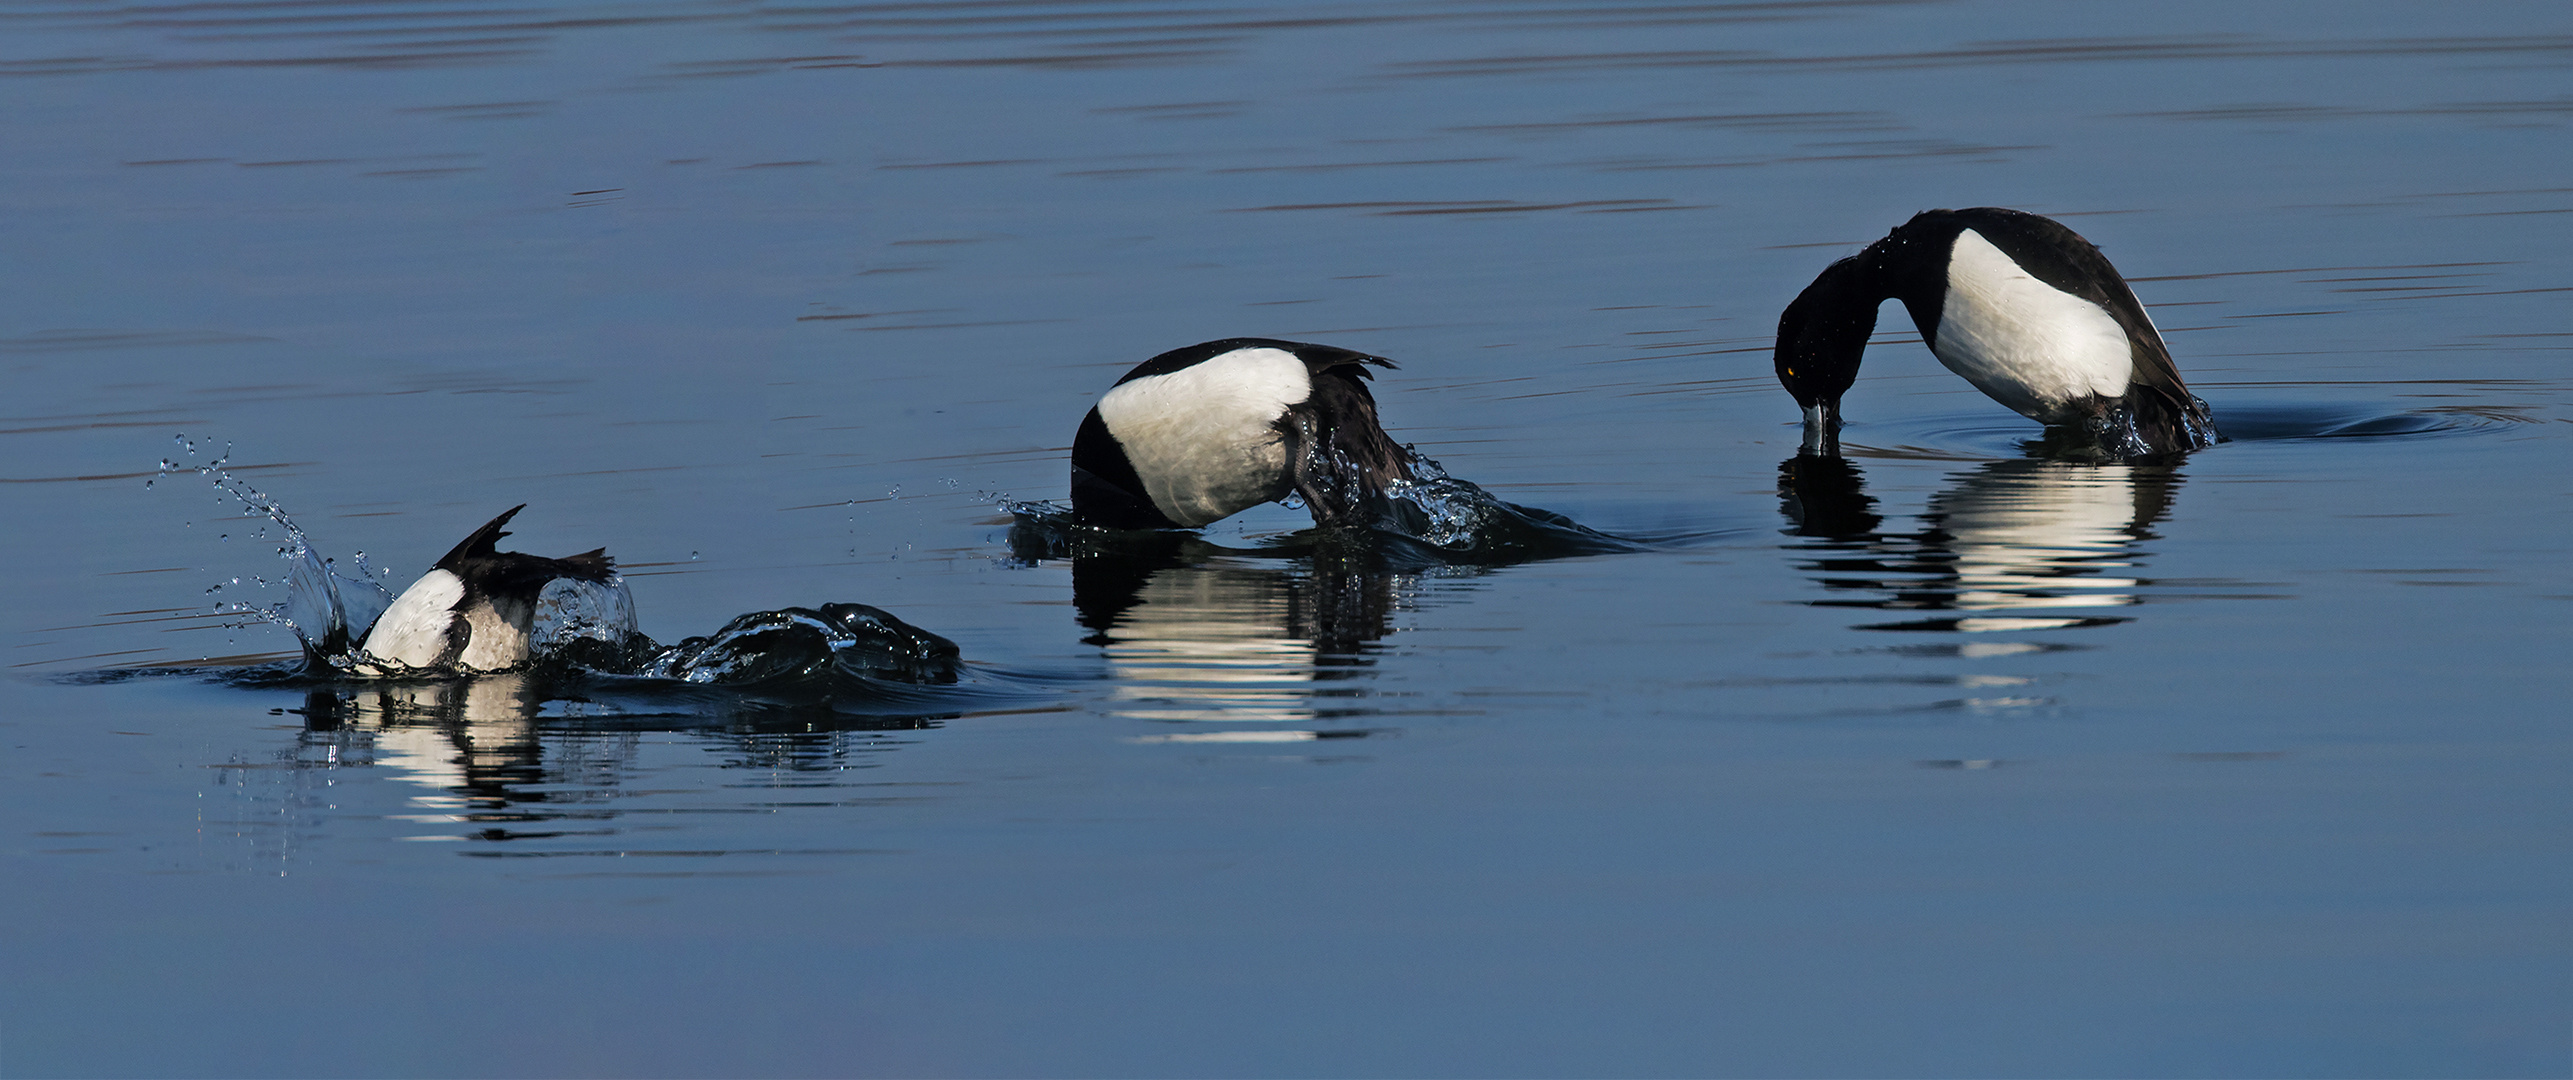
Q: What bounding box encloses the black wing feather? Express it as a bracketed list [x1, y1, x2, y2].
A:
[1280, 345, 1414, 526]
[432, 506, 618, 624]
[434, 504, 525, 571]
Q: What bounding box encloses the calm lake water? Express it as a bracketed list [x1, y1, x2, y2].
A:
[7, 1, 2572, 1075]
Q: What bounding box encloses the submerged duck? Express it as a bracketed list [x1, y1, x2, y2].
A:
[359, 505, 618, 673]
[1774, 207, 2219, 456]
[1071, 337, 1416, 530]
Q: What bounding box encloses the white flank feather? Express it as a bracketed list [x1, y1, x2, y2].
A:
[359, 568, 466, 669]
[1094, 346, 1312, 526]
[1932, 229, 2133, 423]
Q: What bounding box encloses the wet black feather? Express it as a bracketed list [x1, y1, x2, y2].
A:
[429, 506, 619, 629]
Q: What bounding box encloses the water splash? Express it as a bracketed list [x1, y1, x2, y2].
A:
[158, 438, 393, 664]
[530, 576, 641, 656]
[636, 604, 960, 686]
[149, 442, 963, 699]
[1365, 453, 1640, 560]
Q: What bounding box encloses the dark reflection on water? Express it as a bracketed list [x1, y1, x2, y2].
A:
[84, 599, 1047, 848]
[1067, 531, 1401, 658]
[1780, 453, 2177, 634]
[260, 675, 950, 846]
[1015, 523, 1456, 727]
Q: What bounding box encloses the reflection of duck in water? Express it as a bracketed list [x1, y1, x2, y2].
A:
[1778, 452, 2179, 633]
[1774, 208, 2219, 457]
[297, 677, 572, 825]
[357, 505, 628, 675]
[292, 675, 941, 839]
[1062, 533, 1407, 724]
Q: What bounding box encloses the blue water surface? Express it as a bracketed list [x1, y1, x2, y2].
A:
[5, 1, 2572, 1075]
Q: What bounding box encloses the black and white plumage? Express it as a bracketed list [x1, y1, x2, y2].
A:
[1071, 338, 1416, 530]
[357, 505, 617, 673]
[1774, 207, 2219, 456]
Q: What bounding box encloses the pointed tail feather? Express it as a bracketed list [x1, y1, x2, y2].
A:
[552, 547, 617, 581]
[434, 504, 526, 570]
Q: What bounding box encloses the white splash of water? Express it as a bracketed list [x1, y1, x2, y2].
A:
[158, 436, 393, 665]
[531, 576, 641, 654]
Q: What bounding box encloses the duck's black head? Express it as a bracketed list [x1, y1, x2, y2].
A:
[1772, 209, 2026, 436]
[1773, 255, 1885, 432]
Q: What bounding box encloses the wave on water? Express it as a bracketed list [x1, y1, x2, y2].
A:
[1365, 455, 1647, 560]
[105, 446, 1028, 721]
[2201, 401, 2544, 442]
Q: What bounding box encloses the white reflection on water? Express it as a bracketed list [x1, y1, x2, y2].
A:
[345, 676, 547, 821]
[1102, 568, 1338, 723]
[229, 675, 941, 849]
[1934, 463, 2151, 619]
[1071, 542, 1421, 726]
[1780, 454, 2178, 634]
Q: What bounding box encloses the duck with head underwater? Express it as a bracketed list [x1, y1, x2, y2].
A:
[356, 505, 623, 674]
[1055, 336, 1639, 561]
[1774, 207, 2219, 458]
[1070, 337, 1417, 531]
